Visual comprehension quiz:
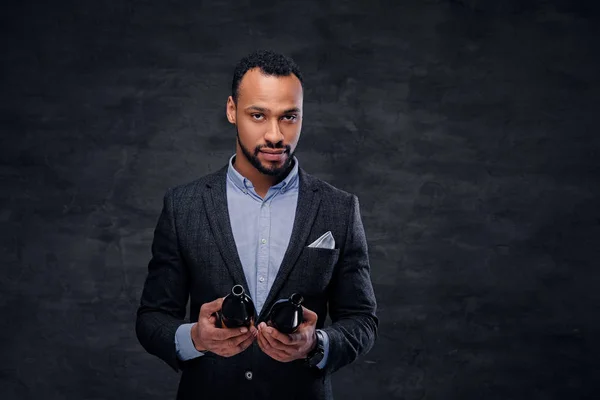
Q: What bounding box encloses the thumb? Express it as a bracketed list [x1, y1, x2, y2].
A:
[200, 297, 225, 319]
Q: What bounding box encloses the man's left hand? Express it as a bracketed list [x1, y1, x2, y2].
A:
[257, 306, 318, 363]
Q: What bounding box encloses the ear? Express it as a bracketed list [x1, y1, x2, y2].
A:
[226, 96, 236, 125]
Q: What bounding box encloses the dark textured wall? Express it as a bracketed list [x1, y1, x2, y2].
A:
[1, 0, 599, 399]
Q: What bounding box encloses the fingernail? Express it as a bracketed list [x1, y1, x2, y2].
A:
[267, 328, 273, 334]
[240, 327, 248, 333]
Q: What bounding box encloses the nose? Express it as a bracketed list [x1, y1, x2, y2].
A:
[264, 120, 284, 145]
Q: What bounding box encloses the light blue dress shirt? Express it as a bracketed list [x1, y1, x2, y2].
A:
[174, 154, 329, 368]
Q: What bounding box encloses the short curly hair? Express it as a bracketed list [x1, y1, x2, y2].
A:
[231, 49, 304, 104]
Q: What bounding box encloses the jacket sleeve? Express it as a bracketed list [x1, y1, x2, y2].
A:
[136, 187, 189, 372]
[321, 194, 379, 375]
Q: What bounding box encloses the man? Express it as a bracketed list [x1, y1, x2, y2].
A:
[136, 49, 378, 399]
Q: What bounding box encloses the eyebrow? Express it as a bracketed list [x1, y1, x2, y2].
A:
[245, 105, 301, 114]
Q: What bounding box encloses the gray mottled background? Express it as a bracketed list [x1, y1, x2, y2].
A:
[1, 0, 599, 399]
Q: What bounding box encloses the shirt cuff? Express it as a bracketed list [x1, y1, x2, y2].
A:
[315, 329, 330, 369]
[175, 323, 205, 361]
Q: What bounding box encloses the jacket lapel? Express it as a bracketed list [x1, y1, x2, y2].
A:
[202, 166, 252, 297]
[257, 168, 321, 321]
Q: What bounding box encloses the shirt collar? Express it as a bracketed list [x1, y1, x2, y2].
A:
[227, 153, 300, 193]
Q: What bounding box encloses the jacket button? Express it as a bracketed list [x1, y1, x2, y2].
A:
[245, 370, 253, 380]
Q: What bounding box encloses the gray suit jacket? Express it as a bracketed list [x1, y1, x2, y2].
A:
[136, 163, 378, 399]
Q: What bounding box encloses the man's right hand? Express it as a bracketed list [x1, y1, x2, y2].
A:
[191, 297, 257, 357]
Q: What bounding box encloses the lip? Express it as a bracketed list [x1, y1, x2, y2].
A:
[260, 150, 285, 161]
[260, 150, 284, 154]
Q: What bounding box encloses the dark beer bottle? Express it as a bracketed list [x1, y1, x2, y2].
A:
[266, 293, 304, 334]
[215, 284, 255, 328]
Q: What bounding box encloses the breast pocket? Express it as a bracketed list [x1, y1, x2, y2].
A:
[295, 247, 340, 296]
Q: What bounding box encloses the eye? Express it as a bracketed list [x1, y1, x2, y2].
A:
[283, 115, 297, 122]
[251, 113, 264, 120]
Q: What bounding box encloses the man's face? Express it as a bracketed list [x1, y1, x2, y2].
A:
[227, 68, 303, 177]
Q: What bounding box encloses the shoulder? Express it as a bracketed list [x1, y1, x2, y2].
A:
[300, 168, 358, 207]
[164, 165, 227, 202]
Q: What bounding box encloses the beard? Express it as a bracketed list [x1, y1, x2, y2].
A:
[236, 128, 295, 177]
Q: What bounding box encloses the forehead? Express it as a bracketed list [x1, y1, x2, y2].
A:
[237, 68, 303, 110]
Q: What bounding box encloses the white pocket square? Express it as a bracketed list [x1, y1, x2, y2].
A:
[308, 231, 335, 250]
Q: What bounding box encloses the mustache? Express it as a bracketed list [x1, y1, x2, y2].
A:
[255, 144, 290, 153]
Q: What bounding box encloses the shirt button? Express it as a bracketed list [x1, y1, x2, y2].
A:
[259, 276, 265, 282]
[261, 238, 266, 244]
[245, 371, 253, 380]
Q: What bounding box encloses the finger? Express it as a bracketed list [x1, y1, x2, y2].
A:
[288, 329, 306, 343]
[220, 334, 250, 356]
[266, 347, 290, 362]
[236, 331, 256, 352]
[201, 317, 250, 340]
[267, 326, 294, 346]
[260, 324, 292, 346]
[213, 330, 253, 357]
[257, 330, 289, 361]
[213, 325, 251, 341]
[200, 297, 225, 319]
[249, 324, 258, 336]
[301, 306, 318, 324]
[260, 325, 295, 356]
[229, 330, 254, 349]
[256, 329, 269, 352]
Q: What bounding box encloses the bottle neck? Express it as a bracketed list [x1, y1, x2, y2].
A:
[231, 285, 245, 297]
[290, 293, 303, 306]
